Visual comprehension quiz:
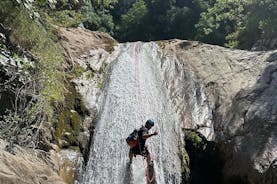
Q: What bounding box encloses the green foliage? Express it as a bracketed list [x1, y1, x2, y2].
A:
[156, 40, 166, 48]
[0, 0, 92, 151]
[0, 1, 19, 28]
[82, 0, 118, 33]
[195, 0, 277, 49]
[47, 0, 85, 10]
[113, 0, 277, 49]
[45, 10, 85, 27]
[0, 110, 22, 139]
[96, 0, 119, 8]
[74, 65, 86, 77]
[196, 0, 251, 48]
[184, 129, 204, 147]
[97, 80, 105, 89]
[84, 71, 95, 79]
[116, 0, 148, 40]
[0, 2, 66, 119]
[38, 0, 47, 4]
[3, 0, 274, 50]
[246, 0, 277, 46]
[163, 6, 194, 39]
[12, 10, 65, 103]
[121, 0, 147, 28]
[114, 0, 210, 42]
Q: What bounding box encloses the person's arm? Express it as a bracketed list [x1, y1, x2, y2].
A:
[142, 131, 158, 139]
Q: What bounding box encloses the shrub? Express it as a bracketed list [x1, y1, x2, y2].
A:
[0, 2, 67, 148]
[43, 10, 85, 28]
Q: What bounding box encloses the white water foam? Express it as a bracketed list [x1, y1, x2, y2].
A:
[83, 42, 183, 184]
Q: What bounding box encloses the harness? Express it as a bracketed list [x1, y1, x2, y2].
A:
[131, 126, 147, 156]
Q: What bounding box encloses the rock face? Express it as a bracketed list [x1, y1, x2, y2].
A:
[58, 27, 117, 65]
[158, 40, 277, 183]
[58, 28, 119, 183]
[58, 27, 117, 115]
[58, 27, 118, 163]
[0, 140, 65, 184]
[0, 28, 117, 184]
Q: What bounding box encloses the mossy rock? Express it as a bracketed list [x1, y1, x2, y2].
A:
[183, 129, 224, 184]
[74, 65, 86, 78]
[104, 39, 117, 53]
[55, 110, 80, 147]
[155, 41, 166, 49]
[54, 82, 89, 148]
[181, 151, 191, 184]
[184, 129, 205, 148]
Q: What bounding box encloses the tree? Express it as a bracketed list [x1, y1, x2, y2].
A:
[116, 0, 148, 41]
[163, 0, 210, 40]
[82, 0, 118, 34]
[196, 0, 252, 48]
[163, 6, 194, 39]
[247, 0, 277, 43]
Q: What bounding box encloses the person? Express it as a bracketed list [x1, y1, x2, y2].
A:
[129, 119, 158, 164]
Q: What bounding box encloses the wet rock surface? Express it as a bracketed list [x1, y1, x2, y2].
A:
[160, 40, 277, 184]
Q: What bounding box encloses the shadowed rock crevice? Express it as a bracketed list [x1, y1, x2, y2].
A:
[184, 129, 224, 184]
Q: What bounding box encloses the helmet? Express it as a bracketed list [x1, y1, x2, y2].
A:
[146, 119, 155, 127]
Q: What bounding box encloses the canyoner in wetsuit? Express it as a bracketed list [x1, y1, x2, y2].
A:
[128, 119, 158, 164]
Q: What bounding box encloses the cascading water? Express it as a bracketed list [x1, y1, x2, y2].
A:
[83, 42, 184, 184]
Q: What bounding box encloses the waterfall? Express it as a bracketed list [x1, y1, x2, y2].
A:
[83, 42, 184, 184]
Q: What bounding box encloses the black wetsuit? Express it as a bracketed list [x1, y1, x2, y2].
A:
[130, 126, 149, 156]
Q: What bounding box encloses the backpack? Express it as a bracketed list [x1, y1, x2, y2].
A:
[126, 129, 139, 148]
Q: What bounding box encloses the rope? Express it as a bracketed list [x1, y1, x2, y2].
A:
[134, 44, 142, 123]
[134, 44, 143, 154]
[134, 44, 156, 184]
[137, 46, 156, 166]
[146, 161, 156, 184]
[135, 43, 150, 123]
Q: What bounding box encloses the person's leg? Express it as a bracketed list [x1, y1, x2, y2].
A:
[146, 154, 151, 164]
[129, 149, 133, 162]
[144, 146, 151, 164]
